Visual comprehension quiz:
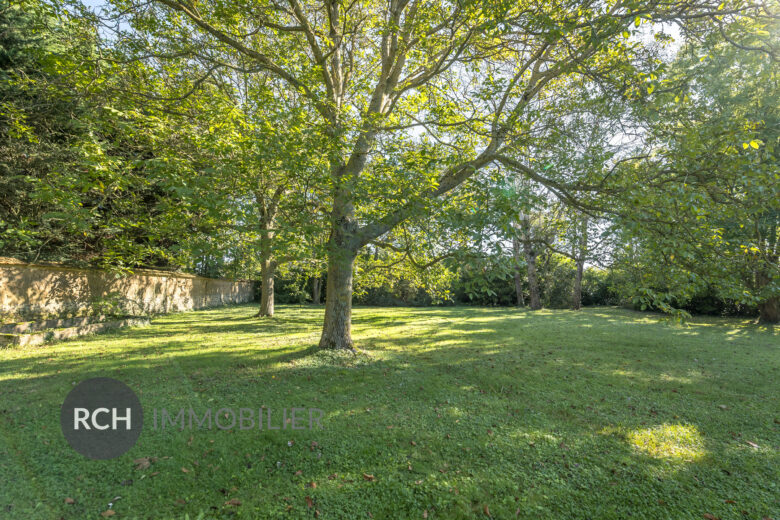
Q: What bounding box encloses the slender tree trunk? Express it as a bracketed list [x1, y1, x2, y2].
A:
[256, 206, 276, 318]
[312, 277, 321, 305]
[571, 217, 588, 310]
[512, 235, 524, 306]
[525, 250, 541, 310]
[520, 215, 542, 310]
[319, 184, 359, 350]
[258, 259, 276, 317]
[572, 259, 584, 310]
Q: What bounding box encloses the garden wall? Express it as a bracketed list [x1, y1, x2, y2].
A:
[0, 257, 255, 321]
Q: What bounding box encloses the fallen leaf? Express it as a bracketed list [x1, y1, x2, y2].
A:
[224, 499, 241, 506]
[64, 498, 75, 504]
[484, 504, 491, 517]
[315, 510, 320, 518]
[725, 500, 736, 504]
[362, 473, 375, 481]
[149, 471, 159, 477]
[423, 510, 428, 519]
[181, 467, 190, 473]
[133, 457, 151, 470]
[327, 473, 337, 480]
[410, 441, 417, 446]
[101, 511, 115, 517]
[745, 441, 760, 449]
[175, 499, 186, 505]
[294, 470, 303, 476]
[187, 435, 193, 446]
[718, 405, 728, 410]
[703, 514, 720, 520]
[306, 482, 317, 489]
[305, 496, 313, 508]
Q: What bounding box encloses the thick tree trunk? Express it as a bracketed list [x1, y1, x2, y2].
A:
[572, 259, 584, 310]
[312, 277, 321, 305]
[319, 246, 357, 349]
[318, 183, 359, 350]
[520, 215, 542, 310]
[258, 260, 276, 317]
[755, 270, 778, 324]
[512, 235, 524, 306]
[758, 297, 779, 324]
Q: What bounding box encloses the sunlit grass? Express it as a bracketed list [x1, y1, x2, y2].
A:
[0, 305, 777, 519]
[628, 424, 705, 460]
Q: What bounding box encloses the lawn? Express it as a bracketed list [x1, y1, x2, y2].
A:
[0, 305, 777, 519]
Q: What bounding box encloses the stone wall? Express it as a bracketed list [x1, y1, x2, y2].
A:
[0, 257, 255, 321]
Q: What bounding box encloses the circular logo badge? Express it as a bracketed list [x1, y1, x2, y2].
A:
[60, 377, 143, 459]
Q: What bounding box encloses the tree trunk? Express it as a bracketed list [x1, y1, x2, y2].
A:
[319, 246, 357, 349]
[572, 259, 584, 310]
[520, 215, 542, 310]
[318, 184, 359, 350]
[571, 216, 588, 311]
[755, 270, 778, 324]
[258, 259, 276, 317]
[312, 277, 321, 305]
[512, 235, 524, 306]
[758, 297, 779, 324]
[256, 210, 276, 318]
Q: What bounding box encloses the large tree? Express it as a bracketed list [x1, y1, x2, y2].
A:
[87, 0, 769, 347]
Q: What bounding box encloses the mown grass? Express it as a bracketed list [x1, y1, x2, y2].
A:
[0, 305, 777, 519]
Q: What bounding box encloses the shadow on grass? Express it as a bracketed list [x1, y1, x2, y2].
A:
[0, 304, 776, 518]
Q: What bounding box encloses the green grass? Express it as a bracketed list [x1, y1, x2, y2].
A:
[0, 305, 777, 519]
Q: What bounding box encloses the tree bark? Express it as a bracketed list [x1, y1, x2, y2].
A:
[572, 259, 584, 311]
[512, 235, 524, 306]
[571, 217, 588, 310]
[255, 196, 277, 318]
[319, 246, 356, 349]
[318, 184, 359, 350]
[758, 297, 779, 324]
[312, 277, 321, 305]
[258, 259, 276, 317]
[520, 214, 542, 310]
[756, 270, 779, 324]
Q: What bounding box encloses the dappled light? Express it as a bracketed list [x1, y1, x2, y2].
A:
[1, 305, 777, 518]
[627, 424, 706, 461]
